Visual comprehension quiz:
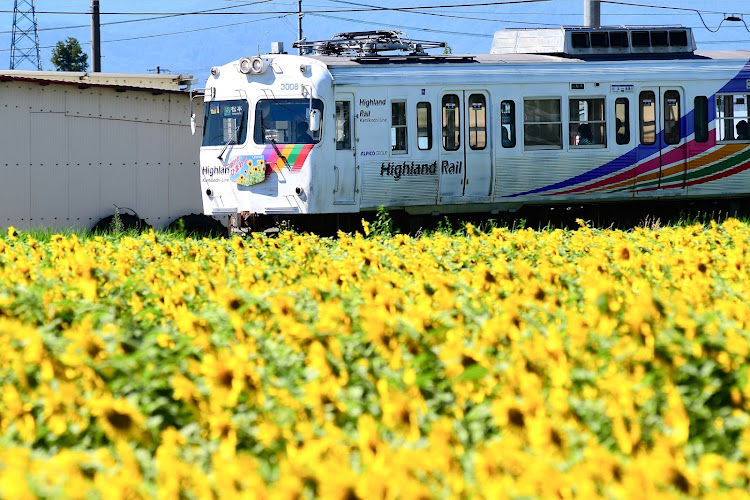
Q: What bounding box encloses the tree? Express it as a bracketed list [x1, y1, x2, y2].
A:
[51, 37, 89, 72]
[443, 44, 453, 55]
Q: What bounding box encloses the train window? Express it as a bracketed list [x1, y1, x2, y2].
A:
[694, 96, 709, 143]
[442, 94, 461, 151]
[569, 98, 606, 147]
[391, 101, 408, 154]
[202, 100, 249, 147]
[501, 100, 516, 148]
[468, 94, 487, 150]
[716, 94, 750, 142]
[639, 91, 656, 145]
[664, 90, 680, 145]
[254, 98, 323, 145]
[524, 98, 562, 149]
[335, 101, 351, 150]
[417, 102, 432, 150]
[615, 98, 630, 145]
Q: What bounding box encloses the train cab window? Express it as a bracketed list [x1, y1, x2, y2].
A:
[417, 102, 432, 150]
[639, 91, 656, 145]
[569, 98, 606, 147]
[664, 90, 681, 145]
[501, 100, 516, 148]
[694, 96, 709, 143]
[442, 94, 461, 151]
[391, 101, 408, 154]
[615, 98, 630, 145]
[254, 98, 323, 145]
[717, 94, 750, 142]
[524, 98, 562, 149]
[468, 94, 487, 150]
[202, 100, 248, 147]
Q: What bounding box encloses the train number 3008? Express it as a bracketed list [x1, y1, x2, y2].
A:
[280, 83, 299, 91]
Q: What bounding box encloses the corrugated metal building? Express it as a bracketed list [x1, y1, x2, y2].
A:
[0, 70, 204, 230]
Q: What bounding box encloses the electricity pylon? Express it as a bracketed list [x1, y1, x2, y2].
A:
[10, 0, 42, 70]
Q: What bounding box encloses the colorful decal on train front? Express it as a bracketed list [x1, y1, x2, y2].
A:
[262, 144, 313, 173]
[229, 155, 266, 186]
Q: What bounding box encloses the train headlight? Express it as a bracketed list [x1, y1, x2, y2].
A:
[239, 58, 252, 74]
[250, 57, 266, 74]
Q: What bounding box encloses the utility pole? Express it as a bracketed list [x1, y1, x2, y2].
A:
[91, 0, 101, 72]
[9, 0, 42, 70]
[298, 0, 304, 55]
[584, 0, 601, 28]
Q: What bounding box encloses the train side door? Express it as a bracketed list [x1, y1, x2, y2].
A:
[635, 87, 686, 194]
[334, 95, 356, 204]
[439, 91, 493, 200]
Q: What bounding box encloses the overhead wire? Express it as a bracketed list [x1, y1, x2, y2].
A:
[0, 0, 275, 35]
[0, 13, 290, 53]
[0, 1, 555, 16]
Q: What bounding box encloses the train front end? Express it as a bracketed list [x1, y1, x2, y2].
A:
[197, 46, 333, 229]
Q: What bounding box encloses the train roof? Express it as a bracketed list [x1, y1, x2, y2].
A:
[307, 50, 750, 67]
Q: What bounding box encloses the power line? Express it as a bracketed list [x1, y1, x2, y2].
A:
[0, 1, 554, 16]
[310, 12, 495, 37]
[0, 0, 275, 35]
[0, 14, 289, 53]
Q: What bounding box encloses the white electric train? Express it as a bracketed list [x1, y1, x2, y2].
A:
[195, 28, 750, 231]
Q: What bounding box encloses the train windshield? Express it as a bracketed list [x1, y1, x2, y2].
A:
[202, 100, 249, 147]
[254, 99, 324, 145]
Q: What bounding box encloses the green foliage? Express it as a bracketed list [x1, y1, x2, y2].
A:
[51, 37, 88, 72]
[109, 208, 125, 236]
[369, 206, 396, 237]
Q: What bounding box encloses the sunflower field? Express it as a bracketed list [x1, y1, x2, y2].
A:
[1, 219, 749, 499]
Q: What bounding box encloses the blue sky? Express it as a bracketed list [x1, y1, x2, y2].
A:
[2, 0, 749, 85]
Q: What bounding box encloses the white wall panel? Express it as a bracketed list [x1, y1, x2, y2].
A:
[68, 165, 101, 227]
[100, 118, 137, 166]
[99, 163, 137, 216]
[67, 89, 101, 118]
[169, 163, 202, 220]
[0, 166, 30, 226]
[169, 94, 193, 126]
[25, 86, 66, 113]
[68, 117, 102, 166]
[168, 124, 202, 167]
[0, 107, 30, 166]
[107, 93, 148, 122]
[142, 95, 170, 124]
[2, 79, 202, 230]
[0, 83, 31, 109]
[137, 122, 169, 165]
[30, 163, 68, 223]
[136, 165, 170, 225]
[30, 112, 69, 166]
